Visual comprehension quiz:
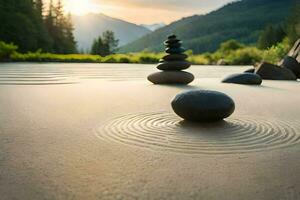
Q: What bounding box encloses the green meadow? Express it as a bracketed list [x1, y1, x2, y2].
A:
[1, 39, 291, 66]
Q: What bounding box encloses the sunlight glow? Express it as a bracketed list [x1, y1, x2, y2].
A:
[64, 0, 101, 15]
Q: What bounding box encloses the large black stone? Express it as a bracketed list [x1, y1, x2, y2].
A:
[166, 47, 185, 54]
[255, 62, 297, 80]
[171, 90, 235, 122]
[147, 71, 194, 85]
[222, 73, 262, 85]
[280, 56, 300, 78]
[162, 54, 187, 61]
[157, 61, 191, 71]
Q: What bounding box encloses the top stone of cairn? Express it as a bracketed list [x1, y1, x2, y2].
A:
[168, 34, 177, 40]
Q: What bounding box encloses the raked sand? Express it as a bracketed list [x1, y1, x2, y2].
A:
[0, 63, 299, 200]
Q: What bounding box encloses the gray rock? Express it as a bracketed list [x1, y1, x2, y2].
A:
[255, 62, 297, 80]
[171, 90, 235, 122]
[148, 71, 194, 85]
[222, 73, 262, 85]
[166, 47, 185, 54]
[244, 68, 255, 73]
[162, 54, 187, 61]
[280, 56, 300, 78]
[157, 61, 191, 71]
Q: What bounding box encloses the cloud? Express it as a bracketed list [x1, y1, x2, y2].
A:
[87, 0, 234, 23]
[91, 0, 234, 12]
[45, 0, 235, 23]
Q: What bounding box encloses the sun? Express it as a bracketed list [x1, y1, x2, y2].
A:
[64, 0, 100, 15]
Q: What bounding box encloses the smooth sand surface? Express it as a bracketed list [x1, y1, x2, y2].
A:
[0, 63, 300, 200]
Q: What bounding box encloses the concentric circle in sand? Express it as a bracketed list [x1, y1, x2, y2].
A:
[96, 112, 300, 154]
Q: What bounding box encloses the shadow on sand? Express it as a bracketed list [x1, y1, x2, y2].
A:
[149, 84, 202, 90]
[176, 119, 239, 138]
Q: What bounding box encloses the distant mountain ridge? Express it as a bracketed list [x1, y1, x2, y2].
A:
[119, 0, 293, 53]
[72, 13, 151, 52]
[141, 23, 166, 31]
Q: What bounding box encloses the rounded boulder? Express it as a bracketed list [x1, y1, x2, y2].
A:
[222, 73, 262, 85]
[171, 90, 235, 122]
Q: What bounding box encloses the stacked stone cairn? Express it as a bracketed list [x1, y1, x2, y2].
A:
[148, 35, 194, 85]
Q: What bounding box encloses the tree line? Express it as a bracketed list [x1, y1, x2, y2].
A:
[0, 0, 76, 53]
[0, 0, 298, 56]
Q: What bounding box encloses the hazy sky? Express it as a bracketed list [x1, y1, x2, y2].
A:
[47, 0, 235, 24]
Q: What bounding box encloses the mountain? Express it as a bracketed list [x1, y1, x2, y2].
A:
[141, 23, 166, 31]
[72, 13, 151, 52]
[119, 0, 293, 54]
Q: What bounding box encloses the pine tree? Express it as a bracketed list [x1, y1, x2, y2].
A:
[0, 0, 51, 52]
[44, 0, 55, 52]
[64, 13, 77, 53]
[33, 0, 52, 51]
[91, 38, 102, 55]
[66, 13, 77, 53]
[45, 0, 54, 30]
[45, 0, 77, 53]
[90, 31, 119, 56]
[34, 0, 44, 17]
[51, 0, 64, 53]
[54, 0, 64, 27]
[91, 36, 108, 56]
[102, 30, 119, 54]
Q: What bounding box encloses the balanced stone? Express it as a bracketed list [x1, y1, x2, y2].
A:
[222, 73, 262, 85]
[255, 62, 297, 80]
[166, 47, 185, 54]
[164, 39, 180, 45]
[162, 54, 188, 61]
[148, 71, 194, 85]
[157, 61, 191, 71]
[168, 34, 177, 39]
[166, 42, 182, 48]
[171, 90, 235, 122]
